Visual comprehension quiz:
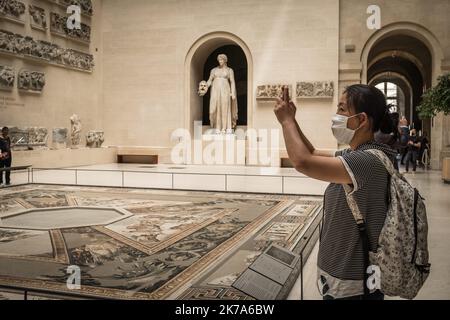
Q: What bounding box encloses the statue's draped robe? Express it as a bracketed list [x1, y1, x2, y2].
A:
[206, 67, 238, 131]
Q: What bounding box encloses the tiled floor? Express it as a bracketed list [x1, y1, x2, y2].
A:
[296, 169, 450, 300]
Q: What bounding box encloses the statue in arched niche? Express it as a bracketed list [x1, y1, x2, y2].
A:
[198, 54, 238, 134]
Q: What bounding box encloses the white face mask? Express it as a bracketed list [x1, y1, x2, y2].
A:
[331, 114, 361, 145]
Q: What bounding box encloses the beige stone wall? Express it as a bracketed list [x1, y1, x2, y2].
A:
[13, 146, 117, 168]
[101, 0, 340, 151]
[0, 0, 103, 151]
[339, 0, 450, 169]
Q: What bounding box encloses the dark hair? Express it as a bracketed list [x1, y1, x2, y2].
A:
[344, 84, 395, 134]
[1, 127, 8, 132]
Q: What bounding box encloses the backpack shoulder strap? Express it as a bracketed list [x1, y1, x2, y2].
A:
[366, 149, 396, 176]
[342, 184, 365, 224]
[342, 184, 371, 297]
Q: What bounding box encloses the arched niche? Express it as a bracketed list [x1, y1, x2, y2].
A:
[184, 32, 253, 134]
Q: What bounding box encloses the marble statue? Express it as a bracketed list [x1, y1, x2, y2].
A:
[86, 131, 104, 148]
[199, 54, 238, 134]
[70, 114, 82, 148]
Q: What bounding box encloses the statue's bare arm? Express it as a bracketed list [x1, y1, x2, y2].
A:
[206, 69, 215, 87]
[229, 68, 236, 100]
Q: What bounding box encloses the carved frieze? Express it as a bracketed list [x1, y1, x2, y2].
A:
[29, 5, 47, 30]
[59, 0, 93, 16]
[18, 70, 46, 92]
[86, 131, 104, 148]
[8, 127, 49, 149]
[50, 12, 91, 43]
[296, 81, 334, 98]
[0, 0, 26, 22]
[256, 85, 292, 100]
[0, 66, 14, 90]
[0, 29, 94, 72]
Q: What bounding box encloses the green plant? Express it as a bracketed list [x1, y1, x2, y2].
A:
[417, 73, 450, 119]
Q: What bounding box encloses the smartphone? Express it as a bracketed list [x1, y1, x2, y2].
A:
[282, 86, 290, 103]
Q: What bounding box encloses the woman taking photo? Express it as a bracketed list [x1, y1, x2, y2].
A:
[274, 84, 396, 300]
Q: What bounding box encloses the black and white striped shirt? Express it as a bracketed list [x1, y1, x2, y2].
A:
[318, 142, 396, 283]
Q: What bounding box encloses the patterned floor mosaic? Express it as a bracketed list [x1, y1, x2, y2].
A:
[0, 185, 322, 300]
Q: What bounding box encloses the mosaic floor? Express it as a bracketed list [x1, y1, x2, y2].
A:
[0, 185, 322, 300]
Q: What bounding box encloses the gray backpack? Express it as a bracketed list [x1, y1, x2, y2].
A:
[344, 149, 431, 299]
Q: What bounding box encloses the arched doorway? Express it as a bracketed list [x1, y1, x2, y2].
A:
[184, 32, 253, 135]
[366, 34, 432, 134]
[360, 22, 446, 168]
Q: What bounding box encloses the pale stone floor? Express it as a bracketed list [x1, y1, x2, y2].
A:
[293, 168, 450, 300]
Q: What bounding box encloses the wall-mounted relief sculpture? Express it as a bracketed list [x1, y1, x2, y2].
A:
[52, 127, 68, 149]
[0, 66, 15, 91]
[59, 0, 93, 16]
[8, 127, 48, 150]
[18, 70, 45, 93]
[0, 29, 94, 72]
[0, 0, 26, 24]
[86, 131, 104, 148]
[29, 5, 47, 31]
[70, 114, 82, 148]
[50, 12, 91, 43]
[296, 81, 334, 98]
[256, 85, 292, 100]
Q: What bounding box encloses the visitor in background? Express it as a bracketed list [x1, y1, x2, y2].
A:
[419, 131, 430, 168]
[398, 117, 410, 165]
[374, 110, 400, 170]
[404, 129, 421, 173]
[0, 127, 12, 186]
[274, 84, 395, 300]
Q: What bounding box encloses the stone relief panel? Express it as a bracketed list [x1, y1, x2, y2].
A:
[296, 81, 334, 98]
[0, 0, 26, 22]
[18, 70, 46, 92]
[86, 131, 104, 148]
[29, 5, 47, 30]
[7, 127, 49, 149]
[50, 12, 91, 43]
[52, 127, 68, 149]
[256, 85, 292, 100]
[59, 0, 93, 16]
[0, 66, 14, 90]
[0, 29, 94, 72]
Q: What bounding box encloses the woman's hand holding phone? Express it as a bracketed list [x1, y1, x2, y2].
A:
[274, 86, 297, 126]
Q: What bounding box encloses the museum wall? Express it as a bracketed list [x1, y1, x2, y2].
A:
[100, 0, 340, 151]
[339, 0, 450, 169]
[0, 0, 103, 151]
